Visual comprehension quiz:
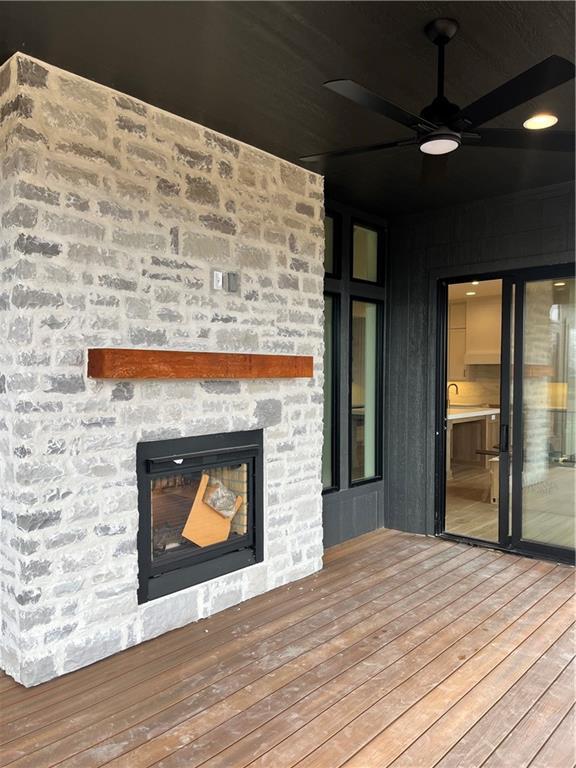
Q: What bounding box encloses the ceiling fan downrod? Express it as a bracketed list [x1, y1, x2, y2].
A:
[421, 18, 461, 128]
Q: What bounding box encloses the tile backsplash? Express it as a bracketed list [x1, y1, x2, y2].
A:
[447, 372, 500, 406]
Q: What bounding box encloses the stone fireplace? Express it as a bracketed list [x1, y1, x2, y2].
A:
[0, 53, 325, 686]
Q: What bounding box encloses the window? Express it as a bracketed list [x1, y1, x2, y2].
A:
[324, 215, 334, 275]
[322, 202, 385, 505]
[351, 300, 379, 481]
[322, 295, 336, 489]
[353, 224, 379, 282]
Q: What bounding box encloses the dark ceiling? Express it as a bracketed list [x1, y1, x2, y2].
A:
[0, 1, 574, 215]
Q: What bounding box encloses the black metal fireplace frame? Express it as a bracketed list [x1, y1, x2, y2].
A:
[137, 430, 264, 603]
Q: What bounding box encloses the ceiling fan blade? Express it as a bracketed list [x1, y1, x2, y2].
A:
[474, 128, 574, 152]
[324, 79, 438, 133]
[300, 137, 418, 163]
[454, 56, 575, 129]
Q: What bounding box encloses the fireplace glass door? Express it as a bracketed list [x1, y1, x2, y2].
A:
[151, 463, 249, 562]
[137, 430, 263, 603]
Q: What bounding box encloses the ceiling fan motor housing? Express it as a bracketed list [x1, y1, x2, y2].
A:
[420, 95, 461, 127]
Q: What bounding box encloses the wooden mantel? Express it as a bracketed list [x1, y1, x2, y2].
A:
[87, 348, 314, 380]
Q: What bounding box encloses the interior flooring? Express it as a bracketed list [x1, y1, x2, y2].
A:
[445, 464, 500, 541]
[0, 529, 575, 767]
[445, 463, 575, 549]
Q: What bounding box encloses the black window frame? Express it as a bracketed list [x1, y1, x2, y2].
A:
[322, 290, 340, 493]
[324, 209, 342, 279]
[322, 199, 387, 498]
[348, 295, 384, 487]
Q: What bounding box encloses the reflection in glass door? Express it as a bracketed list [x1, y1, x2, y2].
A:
[513, 277, 575, 554]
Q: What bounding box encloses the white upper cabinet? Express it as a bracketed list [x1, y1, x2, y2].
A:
[448, 301, 467, 379]
[464, 296, 502, 365]
[448, 301, 466, 330]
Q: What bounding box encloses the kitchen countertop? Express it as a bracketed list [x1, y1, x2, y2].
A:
[447, 407, 500, 421]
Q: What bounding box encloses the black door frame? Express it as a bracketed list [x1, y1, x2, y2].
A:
[435, 262, 575, 565]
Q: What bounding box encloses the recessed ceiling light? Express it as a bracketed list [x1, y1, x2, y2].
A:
[466, 291, 476, 296]
[523, 113, 558, 130]
[471, 280, 479, 285]
[553, 281, 566, 287]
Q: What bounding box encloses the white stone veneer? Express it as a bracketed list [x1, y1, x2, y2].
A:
[0, 53, 325, 686]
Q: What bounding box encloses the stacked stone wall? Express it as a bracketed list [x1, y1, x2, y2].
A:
[0, 53, 325, 686]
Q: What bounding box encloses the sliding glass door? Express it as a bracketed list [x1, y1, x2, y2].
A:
[512, 276, 575, 556]
[439, 266, 574, 563]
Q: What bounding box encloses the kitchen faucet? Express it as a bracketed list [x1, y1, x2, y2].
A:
[447, 382, 459, 405]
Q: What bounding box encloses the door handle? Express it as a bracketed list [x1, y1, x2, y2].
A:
[500, 424, 509, 453]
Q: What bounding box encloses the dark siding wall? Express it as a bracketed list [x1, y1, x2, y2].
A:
[385, 181, 575, 536]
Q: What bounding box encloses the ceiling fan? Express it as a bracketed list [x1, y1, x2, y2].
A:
[301, 18, 575, 164]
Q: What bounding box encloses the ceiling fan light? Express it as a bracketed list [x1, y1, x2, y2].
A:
[419, 130, 461, 155]
[523, 113, 558, 130]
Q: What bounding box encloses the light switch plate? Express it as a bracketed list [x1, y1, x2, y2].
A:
[212, 270, 223, 290]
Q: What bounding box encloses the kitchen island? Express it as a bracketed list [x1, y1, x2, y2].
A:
[446, 406, 500, 479]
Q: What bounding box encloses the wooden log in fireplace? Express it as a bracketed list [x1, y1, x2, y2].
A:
[87, 348, 314, 380]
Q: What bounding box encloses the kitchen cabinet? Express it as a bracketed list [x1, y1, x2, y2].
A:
[448, 301, 467, 380]
[465, 296, 501, 365]
[449, 301, 466, 330]
[448, 328, 467, 379]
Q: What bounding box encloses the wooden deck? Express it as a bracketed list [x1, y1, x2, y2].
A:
[1, 528, 574, 767]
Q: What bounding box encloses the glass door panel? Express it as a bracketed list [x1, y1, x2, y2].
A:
[516, 277, 575, 551]
[444, 279, 507, 543]
[351, 300, 378, 482]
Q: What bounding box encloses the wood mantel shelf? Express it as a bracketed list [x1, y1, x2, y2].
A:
[87, 348, 313, 380]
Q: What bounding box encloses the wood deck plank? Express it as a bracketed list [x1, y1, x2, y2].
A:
[480, 658, 576, 768]
[89, 551, 510, 768]
[0, 532, 435, 722]
[165, 557, 541, 768]
[528, 705, 576, 768]
[242, 560, 565, 768]
[327, 592, 575, 768]
[0, 530, 572, 768]
[286, 572, 574, 768]
[0, 531, 423, 718]
[387, 629, 576, 767]
[434, 628, 575, 768]
[3, 547, 491, 767]
[0, 540, 466, 764]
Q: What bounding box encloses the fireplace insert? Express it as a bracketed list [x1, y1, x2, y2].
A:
[137, 430, 263, 603]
